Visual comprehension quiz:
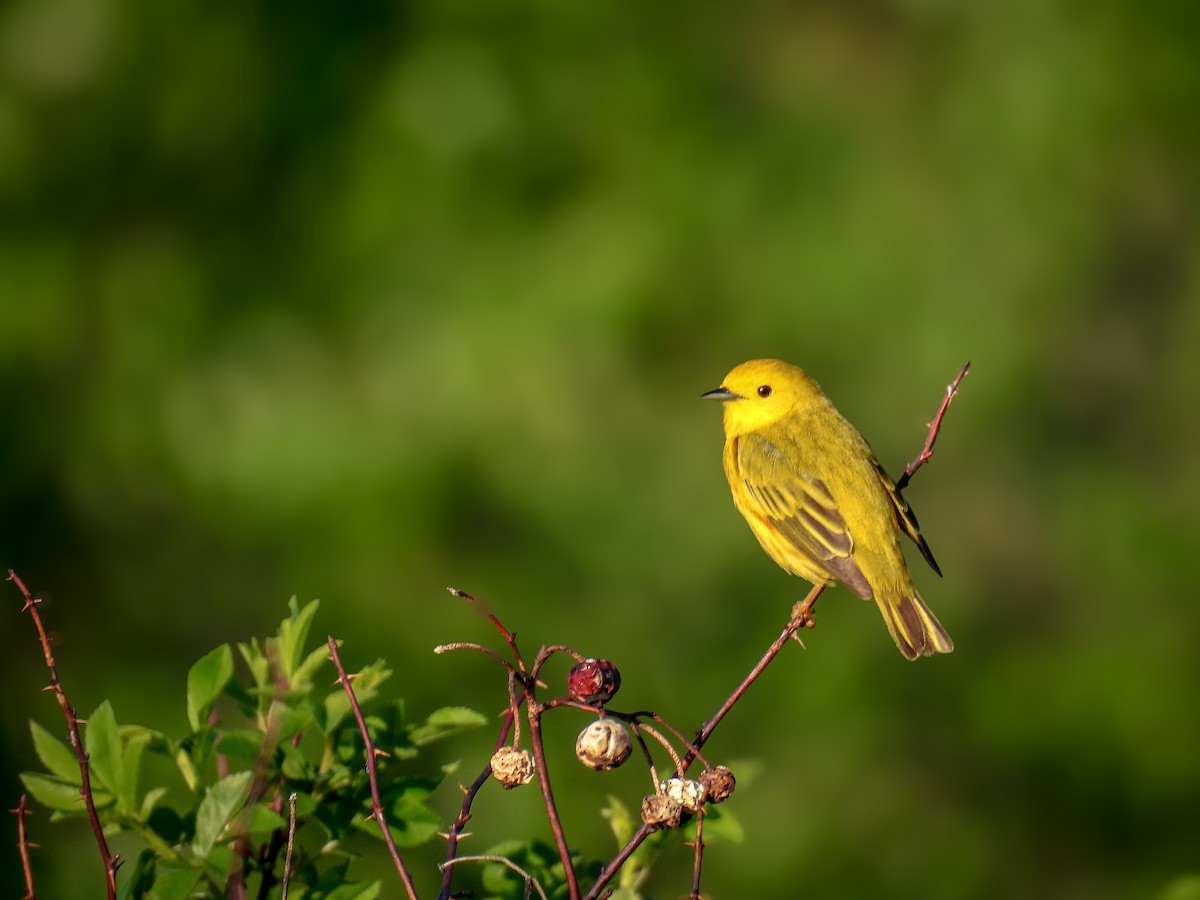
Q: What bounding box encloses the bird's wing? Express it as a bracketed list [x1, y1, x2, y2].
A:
[872, 457, 942, 577]
[736, 432, 874, 598]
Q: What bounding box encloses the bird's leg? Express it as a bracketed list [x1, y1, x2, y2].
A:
[789, 582, 825, 634]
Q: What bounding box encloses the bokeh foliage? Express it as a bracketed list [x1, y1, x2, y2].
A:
[3, 0, 1199, 896]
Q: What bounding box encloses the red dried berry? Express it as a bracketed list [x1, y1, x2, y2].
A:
[568, 658, 622, 704]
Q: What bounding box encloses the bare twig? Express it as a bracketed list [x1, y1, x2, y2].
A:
[449, 587, 528, 675]
[629, 722, 684, 777]
[525, 695, 580, 900]
[584, 583, 825, 900]
[441, 855, 550, 900]
[895, 360, 970, 491]
[8, 570, 119, 900]
[584, 823, 652, 900]
[436, 711, 516, 900]
[281, 793, 298, 900]
[326, 636, 419, 900]
[687, 582, 825, 764]
[458, 365, 968, 900]
[12, 794, 36, 900]
[688, 808, 705, 900]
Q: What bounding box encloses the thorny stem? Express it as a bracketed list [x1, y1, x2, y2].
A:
[525, 694, 581, 900]
[326, 636, 419, 900]
[583, 583, 827, 900]
[436, 711, 516, 900]
[449, 365, 968, 900]
[12, 794, 35, 900]
[8, 569, 119, 900]
[449, 587, 528, 675]
[896, 360, 970, 491]
[686, 582, 825, 766]
[583, 824, 652, 900]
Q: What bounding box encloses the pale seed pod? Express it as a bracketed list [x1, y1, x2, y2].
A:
[575, 719, 632, 771]
[490, 747, 534, 789]
[660, 776, 706, 812]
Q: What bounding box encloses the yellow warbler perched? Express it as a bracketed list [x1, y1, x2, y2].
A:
[703, 359, 953, 660]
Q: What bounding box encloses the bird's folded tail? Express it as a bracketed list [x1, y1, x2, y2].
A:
[877, 591, 954, 661]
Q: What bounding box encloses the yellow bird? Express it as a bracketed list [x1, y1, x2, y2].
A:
[703, 359, 953, 660]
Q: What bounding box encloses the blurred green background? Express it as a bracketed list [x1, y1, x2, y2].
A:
[3, 0, 1199, 896]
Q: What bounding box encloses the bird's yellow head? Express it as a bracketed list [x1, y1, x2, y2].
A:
[702, 359, 824, 437]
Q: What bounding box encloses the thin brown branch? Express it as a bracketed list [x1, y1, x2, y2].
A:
[12, 794, 36, 900]
[529, 644, 583, 681]
[585, 585, 824, 900]
[688, 809, 705, 900]
[525, 694, 580, 900]
[643, 713, 712, 772]
[448, 587, 528, 675]
[326, 636, 419, 900]
[436, 711, 516, 900]
[8, 570, 118, 900]
[583, 823, 652, 900]
[629, 722, 684, 778]
[685, 582, 825, 766]
[625, 722, 662, 788]
[895, 360, 970, 492]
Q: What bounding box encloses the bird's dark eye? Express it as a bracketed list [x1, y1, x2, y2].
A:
[757, 385, 772, 398]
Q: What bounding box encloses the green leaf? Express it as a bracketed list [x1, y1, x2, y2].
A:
[145, 867, 203, 900]
[116, 849, 157, 900]
[324, 882, 382, 900]
[192, 770, 252, 858]
[139, 786, 169, 822]
[187, 644, 234, 731]
[30, 720, 79, 783]
[20, 772, 86, 811]
[409, 706, 487, 746]
[237, 638, 271, 700]
[602, 794, 635, 847]
[234, 803, 286, 839]
[322, 659, 392, 732]
[116, 726, 156, 816]
[293, 641, 332, 690]
[174, 744, 200, 794]
[213, 728, 263, 766]
[84, 700, 122, 798]
[372, 778, 444, 848]
[1160, 875, 1200, 900]
[687, 804, 744, 844]
[278, 597, 320, 680]
[274, 703, 317, 743]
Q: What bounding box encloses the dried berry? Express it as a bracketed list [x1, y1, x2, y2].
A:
[660, 776, 706, 812]
[567, 658, 622, 705]
[698, 765, 736, 803]
[490, 747, 534, 789]
[575, 719, 632, 771]
[640, 792, 685, 830]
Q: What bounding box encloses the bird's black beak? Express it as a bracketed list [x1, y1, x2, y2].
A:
[701, 386, 739, 402]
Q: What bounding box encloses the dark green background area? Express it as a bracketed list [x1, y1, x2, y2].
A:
[3, 1, 1198, 896]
